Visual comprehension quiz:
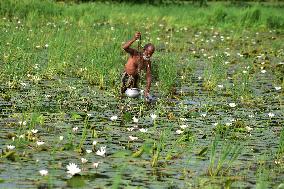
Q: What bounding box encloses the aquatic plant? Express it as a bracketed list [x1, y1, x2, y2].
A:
[77, 116, 90, 150]
[277, 128, 284, 157]
[96, 146, 106, 157]
[0, 0, 283, 188]
[208, 135, 242, 176]
[66, 163, 81, 176]
[39, 170, 48, 176]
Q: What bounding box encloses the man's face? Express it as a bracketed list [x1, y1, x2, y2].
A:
[143, 47, 155, 58]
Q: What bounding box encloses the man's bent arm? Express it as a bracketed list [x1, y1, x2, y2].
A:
[122, 38, 140, 55]
[122, 32, 140, 55]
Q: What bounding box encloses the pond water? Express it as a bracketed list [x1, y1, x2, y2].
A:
[0, 57, 283, 189]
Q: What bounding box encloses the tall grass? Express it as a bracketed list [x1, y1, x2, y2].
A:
[208, 134, 242, 177]
[0, 0, 283, 94]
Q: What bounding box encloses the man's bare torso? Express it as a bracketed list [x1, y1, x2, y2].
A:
[124, 53, 148, 76]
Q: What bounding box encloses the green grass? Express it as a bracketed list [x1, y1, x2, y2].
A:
[0, 2, 283, 187]
[208, 134, 242, 177]
[0, 0, 284, 95]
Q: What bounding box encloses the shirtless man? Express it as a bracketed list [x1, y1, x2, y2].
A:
[121, 32, 155, 98]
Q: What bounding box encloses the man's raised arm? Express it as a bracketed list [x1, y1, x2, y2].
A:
[122, 32, 140, 55]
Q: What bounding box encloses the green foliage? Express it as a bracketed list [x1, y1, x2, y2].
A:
[157, 53, 178, 95]
[267, 15, 284, 29]
[0, 0, 284, 96]
[67, 175, 86, 188]
[277, 128, 284, 156]
[203, 56, 227, 91]
[208, 135, 242, 176]
[213, 7, 228, 23]
[0, 0, 62, 18]
[241, 7, 262, 26]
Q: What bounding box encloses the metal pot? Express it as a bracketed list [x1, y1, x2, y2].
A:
[125, 88, 140, 98]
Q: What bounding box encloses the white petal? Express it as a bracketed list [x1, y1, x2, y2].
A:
[39, 170, 48, 176]
[176, 130, 184, 134]
[129, 136, 138, 141]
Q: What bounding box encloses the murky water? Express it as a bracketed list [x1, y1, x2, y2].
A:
[1, 31, 284, 188]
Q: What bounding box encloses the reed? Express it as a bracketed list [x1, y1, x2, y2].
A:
[208, 134, 242, 177]
[1, 0, 284, 95]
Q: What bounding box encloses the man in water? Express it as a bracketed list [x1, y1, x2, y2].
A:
[121, 32, 155, 98]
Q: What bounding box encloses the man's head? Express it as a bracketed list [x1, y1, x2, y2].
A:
[143, 43, 155, 59]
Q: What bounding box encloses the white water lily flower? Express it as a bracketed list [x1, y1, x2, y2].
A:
[225, 122, 232, 126]
[150, 113, 157, 120]
[127, 127, 135, 132]
[229, 103, 236, 108]
[275, 86, 281, 91]
[20, 82, 27, 87]
[19, 134, 25, 139]
[213, 123, 219, 126]
[93, 162, 101, 168]
[7, 145, 15, 150]
[36, 141, 45, 146]
[96, 146, 106, 157]
[139, 128, 148, 133]
[246, 126, 253, 132]
[72, 127, 78, 132]
[19, 121, 27, 125]
[180, 125, 188, 129]
[176, 130, 184, 134]
[230, 118, 236, 122]
[39, 170, 48, 176]
[31, 129, 38, 134]
[242, 70, 248, 74]
[110, 115, 118, 121]
[81, 158, 88, 164]
[92, 140, 97, 146]
[34, 64, 39, 69]
[132, 116, 139, 123]
[129, 136, 138, 141]
[237, 53, 243, 57]
[268, 112, 275, 118]
[248, 114, 255, 118]
[201, 113, 207, 117]
[261, 70, 266, 74]
[59, 136, 64, 141]
[66, 163, 81, 176]
[86, 149, 92, 154]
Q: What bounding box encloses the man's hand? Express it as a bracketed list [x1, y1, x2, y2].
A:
[144, 91, 149, 98]
[144, 91, 153, 102]
[134, 32, 141, 40]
